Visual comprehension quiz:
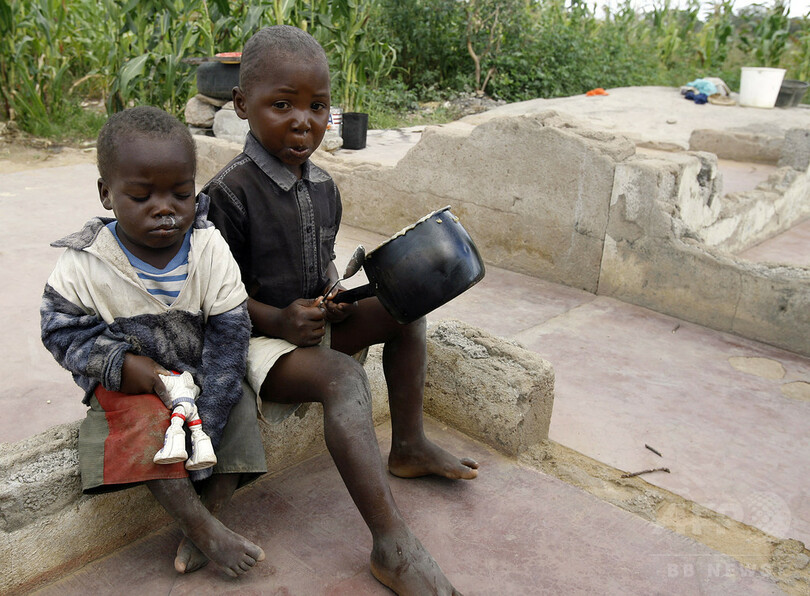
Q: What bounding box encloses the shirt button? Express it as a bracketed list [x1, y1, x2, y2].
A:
[297, 181, 305, 191]
[308, 266, 315, 272]
[306, 225, 312, 233]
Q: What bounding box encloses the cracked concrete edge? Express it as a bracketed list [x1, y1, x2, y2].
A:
[520, 440, 810, 596]
[423, 319, 555, 456]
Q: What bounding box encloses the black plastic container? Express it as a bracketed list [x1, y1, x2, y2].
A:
[775, 79, 809, 108]
[341, 112, 368, 149]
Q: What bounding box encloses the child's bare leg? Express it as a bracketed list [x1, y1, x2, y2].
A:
[332, 298, 478, 480]
[147, 477, 264, 577]
[174, 473, 241, 573]
[263, 347, 458, 594]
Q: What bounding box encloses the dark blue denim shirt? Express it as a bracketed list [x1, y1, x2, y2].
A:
[204, 132, 341, 309]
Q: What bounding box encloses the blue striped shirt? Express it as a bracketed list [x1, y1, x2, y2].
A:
[107, 222, 191, 306]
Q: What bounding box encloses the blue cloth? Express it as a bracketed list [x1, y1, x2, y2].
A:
[686, 78, 718, 96]
[684, 90, 709, 105]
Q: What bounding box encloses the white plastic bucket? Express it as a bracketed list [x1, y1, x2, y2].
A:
[739, 67, 786, 108]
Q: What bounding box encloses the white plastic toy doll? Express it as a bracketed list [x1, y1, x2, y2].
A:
[153, 371, 217, 470]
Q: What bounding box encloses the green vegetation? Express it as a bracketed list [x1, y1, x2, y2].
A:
[0, 0, 808, 142]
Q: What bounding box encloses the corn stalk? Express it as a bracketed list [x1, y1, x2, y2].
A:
[738, 1, 791, 67]
[317, 0, 394, 112]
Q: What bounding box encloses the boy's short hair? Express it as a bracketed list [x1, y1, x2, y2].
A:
[97, 106, 196, 181]
[239, 25, 329, 95]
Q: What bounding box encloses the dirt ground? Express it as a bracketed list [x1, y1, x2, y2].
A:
[0, 137, 95, 173]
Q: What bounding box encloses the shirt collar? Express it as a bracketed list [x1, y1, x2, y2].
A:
[243, 132, 331, 191]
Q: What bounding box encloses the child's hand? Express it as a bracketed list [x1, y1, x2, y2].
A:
[120, 353, 171, 407]
[279, 298, 326, 346]
[323, 287, 353, 323]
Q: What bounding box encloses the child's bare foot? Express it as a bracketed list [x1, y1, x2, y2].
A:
[388, 438, 478, 480]
[174, 535, 208, 573]
[184, 517, 265, 577]
[371, 528, 461, 595]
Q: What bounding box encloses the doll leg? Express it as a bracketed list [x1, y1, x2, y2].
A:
[185, 407, 217, 470]
[154, 403, 190, 464]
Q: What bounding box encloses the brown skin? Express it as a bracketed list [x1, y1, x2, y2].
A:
[148, 477, 264, 578]
[234, 51, 473, 594]
[101, 134, 264, 577]
[173, 473, 242, 574]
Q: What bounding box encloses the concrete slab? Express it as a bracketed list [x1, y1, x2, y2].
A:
[460, 86, 810, 152]
[427, 255, 810, 548]
[512, 296, 810, 547]
[31, 419, 782, 596]
[715, 158, 780, 196]
[0, 164, 106, 442]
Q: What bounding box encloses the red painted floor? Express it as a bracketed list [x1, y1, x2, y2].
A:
[33, 420, 782, 595]
[740, 217, 810, 267]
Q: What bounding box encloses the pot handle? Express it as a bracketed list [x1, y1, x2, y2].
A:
[331, 283, 375, 304]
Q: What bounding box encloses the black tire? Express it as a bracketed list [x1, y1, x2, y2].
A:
[196, 62, 240, 100]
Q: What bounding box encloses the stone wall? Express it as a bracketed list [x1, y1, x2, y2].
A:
[666, 133, 810, 253]
[600, 158, 810, 356]
[0, 322, 554, 595]
[319, 117, 810, 357]
[192, 114, 810, 356]
[689, 129, 783, 164]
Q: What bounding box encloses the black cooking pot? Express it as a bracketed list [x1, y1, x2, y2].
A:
[332, 206, 485, 323]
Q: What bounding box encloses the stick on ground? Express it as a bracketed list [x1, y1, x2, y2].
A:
[621, 467, 670, 478]
[645, 444, 663, 457]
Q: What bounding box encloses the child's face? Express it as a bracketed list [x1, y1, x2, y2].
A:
[234, 56, 330, 178]
[98, 134, 196, 268]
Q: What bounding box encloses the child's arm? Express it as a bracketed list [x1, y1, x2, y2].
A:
[41, 284, 170, 402]
[193, 301, 251, 458]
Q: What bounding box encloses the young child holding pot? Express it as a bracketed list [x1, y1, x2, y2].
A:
[203, 24, 476, 595]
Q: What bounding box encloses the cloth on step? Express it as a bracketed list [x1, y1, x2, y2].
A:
[684, 90, 709, 104]
[685, 78, 719, 96]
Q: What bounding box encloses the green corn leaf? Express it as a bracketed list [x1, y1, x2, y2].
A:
[119, 53, 150, 94]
